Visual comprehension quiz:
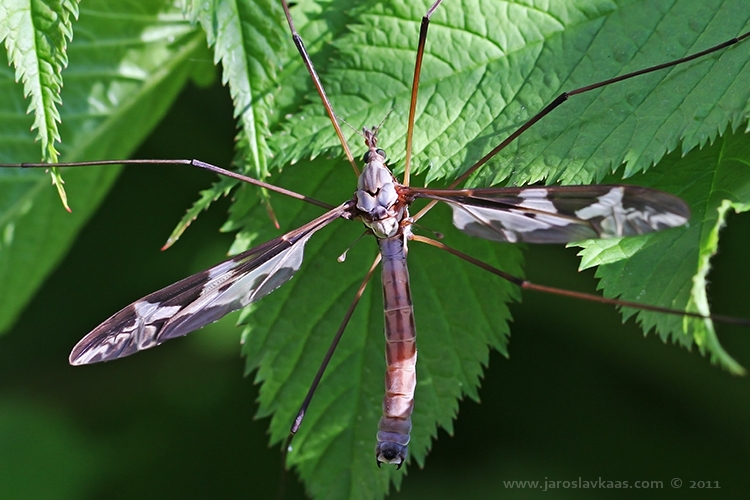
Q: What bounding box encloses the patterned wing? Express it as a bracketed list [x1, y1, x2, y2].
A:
[69, 205, 349, 365]
[411, 185, 689, 243]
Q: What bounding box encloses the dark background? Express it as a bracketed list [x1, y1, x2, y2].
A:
[1, 78, 749, 499]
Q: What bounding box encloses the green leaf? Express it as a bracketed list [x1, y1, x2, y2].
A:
[1, 0, 749, 499]
[577, 130, 750, 374]
[163, 175, 239, 250]
[0, 0, 212, 331]
[187, 0, 287, 181]
[165, 0, 290, 246]
[273, 0, 750, 186]
[269, 0, 750, 361]
[252, 0, 750, 495]
[0, 0, 81, 208]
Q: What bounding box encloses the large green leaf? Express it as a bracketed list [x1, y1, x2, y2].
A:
[577, 131, 750, 373]
[0, 0, 80, 207]
[234, 1, 750, 496]
[0, 0, 212, 332]
[0, 0, 749, 499]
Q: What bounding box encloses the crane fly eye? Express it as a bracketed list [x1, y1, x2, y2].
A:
[363, 149, 387, 163]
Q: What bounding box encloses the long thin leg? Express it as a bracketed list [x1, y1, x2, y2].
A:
[409, 30, 750, 224]
[402, 0, 444, 187]
[411, 235, 749, 326]
[287, 254, 382, 437]
[280, 0, 359, 176]
[450, 31, 750, 188]
[5, 158, 334, 211]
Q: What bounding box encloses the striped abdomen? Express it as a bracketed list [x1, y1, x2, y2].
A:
[375, 234, 416, 467]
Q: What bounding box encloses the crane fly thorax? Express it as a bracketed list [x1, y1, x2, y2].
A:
[355, 128, 408, 238]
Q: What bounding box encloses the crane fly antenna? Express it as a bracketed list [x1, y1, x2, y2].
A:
[374, 108, 394, 135]
[342, 118, 365, 138]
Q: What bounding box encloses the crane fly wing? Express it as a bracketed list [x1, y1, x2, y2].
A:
[411, 185, 690, 244]
[69, 204, 350, 365]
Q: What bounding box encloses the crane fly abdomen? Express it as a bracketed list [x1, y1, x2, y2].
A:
[376, 235, 417, 468]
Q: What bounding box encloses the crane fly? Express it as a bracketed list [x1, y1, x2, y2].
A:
[1, 0, 749, 483]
